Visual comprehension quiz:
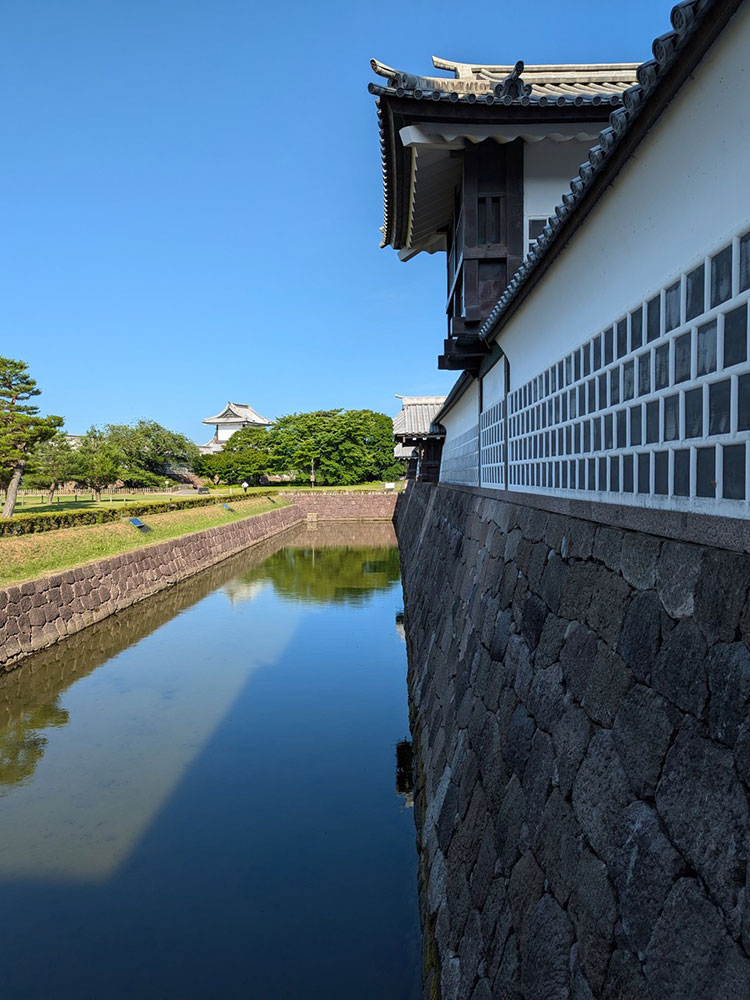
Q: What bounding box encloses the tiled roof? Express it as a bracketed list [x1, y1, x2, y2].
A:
[202, 402, 273, 426]
[478, 0, 726, 343]
[370, 58, 638, 252]
[370, 58, 639, 102]
[393, 395, 447, 437]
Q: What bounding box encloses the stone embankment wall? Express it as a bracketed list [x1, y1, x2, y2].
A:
[397, 481, 750, 1000]
[0, 505, 304, 670]
[280, 491, 398, 520]
[0, 491, 398, 671]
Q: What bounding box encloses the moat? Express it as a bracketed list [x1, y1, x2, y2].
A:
[0, 523, 420, 1000]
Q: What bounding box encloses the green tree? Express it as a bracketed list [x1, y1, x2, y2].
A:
[0, 357, 63, 519]
[105, 420, 200, 482]
[24, 433, 77, 504]
[268, 408, 398, 486]
[194, 426, 273, 485]
[269, 410, 337, 486]
[75, 427, 123, 500]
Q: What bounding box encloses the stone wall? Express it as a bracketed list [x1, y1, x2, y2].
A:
[0, 505, 304, 670]
[397, 481, 750, 1000]
[280, 491, 398, 520]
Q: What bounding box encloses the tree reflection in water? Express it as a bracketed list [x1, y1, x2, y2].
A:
[0, 520, 399, 791]
[235, 544, 400, 605]
[0, 699, 69, 792]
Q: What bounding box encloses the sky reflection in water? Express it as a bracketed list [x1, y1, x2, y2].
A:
[0, 524, 420, 1000]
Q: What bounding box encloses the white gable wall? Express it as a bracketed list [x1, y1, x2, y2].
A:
[497, 4, 750, 387]
[465, 3, 750, 517]
[523, 138, 595, 248]
[440, 380, 480, 486]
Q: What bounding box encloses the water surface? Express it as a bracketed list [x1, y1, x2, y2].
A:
[0, 523, 420, 999]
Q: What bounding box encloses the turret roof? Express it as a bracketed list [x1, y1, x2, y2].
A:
[202, 402, 273, 426]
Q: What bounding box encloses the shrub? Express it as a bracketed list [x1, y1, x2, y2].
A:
[0, 493, 272, 536]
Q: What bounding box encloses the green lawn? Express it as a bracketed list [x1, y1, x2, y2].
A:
[8, 481, 404, 515]
[8, 490, 238, 515]
[0, 496, 289, 587]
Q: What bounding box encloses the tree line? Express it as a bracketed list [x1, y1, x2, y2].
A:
[0, 356, 402, 519]
[195, 409, 402, 487]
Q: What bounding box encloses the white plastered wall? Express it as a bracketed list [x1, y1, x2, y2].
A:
[440, 380, 480, 486]
[495, 4, 750, 388]
[523, 139, 594, 243]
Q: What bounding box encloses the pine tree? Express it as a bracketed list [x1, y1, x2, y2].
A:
[0, 357, 63, 518]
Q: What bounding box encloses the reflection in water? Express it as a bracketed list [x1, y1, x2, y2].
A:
[237, 544, 401, 605]
[230, 520, 400, 606]
[395, 739, 415, 808]
[0, 522, 419, 1000]
[0, 700, 68, 792]
[0, 527, 302, 797]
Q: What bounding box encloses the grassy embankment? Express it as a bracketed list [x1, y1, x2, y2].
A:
[0, 496, 289, 587]
[8, 481, 404, 515]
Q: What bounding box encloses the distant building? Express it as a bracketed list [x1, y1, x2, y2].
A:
[393, 395, 446, 481]
[199, 402, 273, 455]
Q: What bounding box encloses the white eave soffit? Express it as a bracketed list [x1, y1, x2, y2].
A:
[399, 122, 600, 147]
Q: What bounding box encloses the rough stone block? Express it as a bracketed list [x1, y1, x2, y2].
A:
[448, 781, 488, 870]
[535, 613, 568, 669]
[734, 719, 750, 786]
[612, 685, 676, 797]
[560, 623, 598, 705]
[540, 553, 566, 614]
[533, 788, 583, 907]
[551, 704, 592, 799]
[458, 909, 484, 998]
[446, 863, 473, 945]
[441, 955, 462, 1000]
[458, 748, 480, 821]
[494, 775, 526, 876]
[558, 562, 598, 620]
[611, 802, 683, 959]
[491, 932, 521, 1000]
[651, 618, 708, 717]
[507, 635, 533, 704]
[470, 822, 497, 911]
[520, 894, 575, 1000]
[656, 541, 702, 619]
[474, 715, 507, 814]
[593, 525, 623, 572]
[521, 730, 555, 851]
[572, 729, 632, 865]
[527, 541, 549, 594]
[480, 877, 511, 947]
[620, 532, 660, 591]
[585, 567, 631, 646]
[580, 644, 632, 728]
[618, 590, 662, 683]
[508, 849, 545, 936]
[569, 848, 617, 993]
[603, 949, 652, 1000]
[566, 518, 595, 560]
[527, 661, 565, 732]
[656, 718, 748, 917]
[520, 593, 547, 650]
[644, 878, 750, 1000]
[504, 704, 535, 778]
[707, 642, 750, 747]
[694, 550, 750, 645]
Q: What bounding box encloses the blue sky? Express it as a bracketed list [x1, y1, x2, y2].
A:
[1, 0, 671, 441]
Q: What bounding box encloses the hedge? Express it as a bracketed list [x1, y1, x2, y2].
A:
[0, 493, 274, 537]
